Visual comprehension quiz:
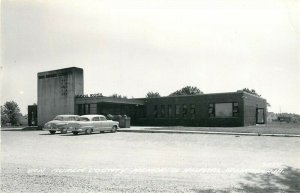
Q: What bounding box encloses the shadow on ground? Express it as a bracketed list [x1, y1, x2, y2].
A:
[60, 132, 114, 136]
[237, 166, 300, 192]
[192, 166, 300, 193]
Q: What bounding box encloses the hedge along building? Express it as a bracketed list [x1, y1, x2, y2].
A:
[36, 67, 267, 127]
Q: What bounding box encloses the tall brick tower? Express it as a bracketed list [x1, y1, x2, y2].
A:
[37, 67, 84, 126]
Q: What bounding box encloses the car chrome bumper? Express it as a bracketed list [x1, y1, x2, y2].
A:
[43, 127, 65, 131]
[67, 128, 83, 132]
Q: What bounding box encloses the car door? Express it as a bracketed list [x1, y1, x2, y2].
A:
[91, 117, 101, 131]
[100, 116, 110, 131]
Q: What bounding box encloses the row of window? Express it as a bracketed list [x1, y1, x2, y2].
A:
[60, 76, 68, 96]
[153, 102, 239, 118]
[77, 103, 144, 118]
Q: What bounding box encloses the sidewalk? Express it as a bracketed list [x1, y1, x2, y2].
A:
[118, 126, 300, 137]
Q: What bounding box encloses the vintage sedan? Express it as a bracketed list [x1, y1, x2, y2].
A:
[67, 115, 119, 135]
[43, 115, 80, 134]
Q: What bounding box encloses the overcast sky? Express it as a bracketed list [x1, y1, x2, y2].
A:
[1, 0, 299, 114]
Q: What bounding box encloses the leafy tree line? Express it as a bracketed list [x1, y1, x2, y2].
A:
[145, 86, 271, 107]
[241, 88, 271, 107]
[146, 86, 204, 98]
[241, 88, 261, 97]
[110, 93, 128, 99]
[1, 101, 21, 126]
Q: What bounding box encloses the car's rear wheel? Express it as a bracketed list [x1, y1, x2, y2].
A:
[111, 126, 117, 133]
[85, 129, 92, 135]
[72, 131, 79, 135]
[49, 131, 56, 134]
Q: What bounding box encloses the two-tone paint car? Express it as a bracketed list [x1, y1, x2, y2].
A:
[43, 115, 80, 134]
[67, 114, 119, 135]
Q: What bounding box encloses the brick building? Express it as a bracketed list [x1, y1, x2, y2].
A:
[33, 67, 267, 127]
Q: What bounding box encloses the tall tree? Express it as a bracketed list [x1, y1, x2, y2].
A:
[110, 94, 128, 99]
[242, 88, 261, 97]
[1, 101, 21, 125]
[146, 91, 161, 98]
[241, 88, 271, 107]
[169, 86, 204, 96]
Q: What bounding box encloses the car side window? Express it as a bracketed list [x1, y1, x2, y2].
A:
[92, 117, 100, 121]
[100, 117, 107, 121]
[69, 117, 76, 121]
[79, 117, 89, 121]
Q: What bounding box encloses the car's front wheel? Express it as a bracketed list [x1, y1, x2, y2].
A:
[49, 131, 56, 134]
[111, 126, 117, 133]
[85, 129, 92, 135]
[72, 131, 79, 135]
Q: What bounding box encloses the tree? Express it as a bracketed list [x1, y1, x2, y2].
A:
[1, 107, 9, 125]
[242, 88, 261, 97]
[1, 101, 21, 125]
[146, 91, 161, 98]
[110, 94, 128, 99]
[169, 86, 204, 96]
[241, 88, 271, 107]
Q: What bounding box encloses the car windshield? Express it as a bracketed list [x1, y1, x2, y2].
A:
[79, 117, 90, 121]
[54, 116, 79, 121]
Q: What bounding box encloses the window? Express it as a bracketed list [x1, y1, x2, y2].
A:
[175, 105, 180, 116]
[84, 104, 90, 114]
[58, 72, 69, 77]
[190, 104, 196, 119]
[59, 75, 68, 96]
[79, 117, 89, 121]
[208, 104, 214, 117]
[160, 105, 165, 117]
[233, 102, 239, 117]
[100, 117, 107, 121]
[168, 105, 172, 117]
[66, 116, 78, 121]
[92, 117, 100, 121]
[215, 103, 233, 117]
[78, 104, 85, 115]
[153, 105, 158, 118]
[54, 116, 63, 121]
[46, 74, 57, 78]
[182, 104, 188, 118]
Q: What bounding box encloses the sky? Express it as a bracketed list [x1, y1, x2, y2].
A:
[1, 0, 300, 115]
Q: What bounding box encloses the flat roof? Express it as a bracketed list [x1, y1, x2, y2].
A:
[75, 96, 145, 105]
[75, 91, 266, 105]
[38, 67, 83, 76]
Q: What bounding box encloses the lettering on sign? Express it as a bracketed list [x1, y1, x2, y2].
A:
[76, 93, 103, 98]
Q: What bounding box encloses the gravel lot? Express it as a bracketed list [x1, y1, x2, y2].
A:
[1, 130, 300, 193]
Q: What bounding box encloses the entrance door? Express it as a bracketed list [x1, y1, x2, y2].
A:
[256, 108, 265, 124]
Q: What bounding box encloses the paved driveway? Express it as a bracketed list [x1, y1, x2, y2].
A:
[1, 130, 300, 192]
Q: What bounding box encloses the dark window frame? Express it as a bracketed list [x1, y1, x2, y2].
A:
[211, 102, 239, 118]
[208, 103, 215, 118]
[153, 105, 158, 118]
[92, 117, 100, 121]
[190, 104, 196, 119]
[160, 105, 165, 118]
[168, 105, 172, 117]
[182, 104, 188, 118]
[175, 104, 180, 117]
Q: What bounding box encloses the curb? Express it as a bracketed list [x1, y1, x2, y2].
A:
[118, 129, 300, 137]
